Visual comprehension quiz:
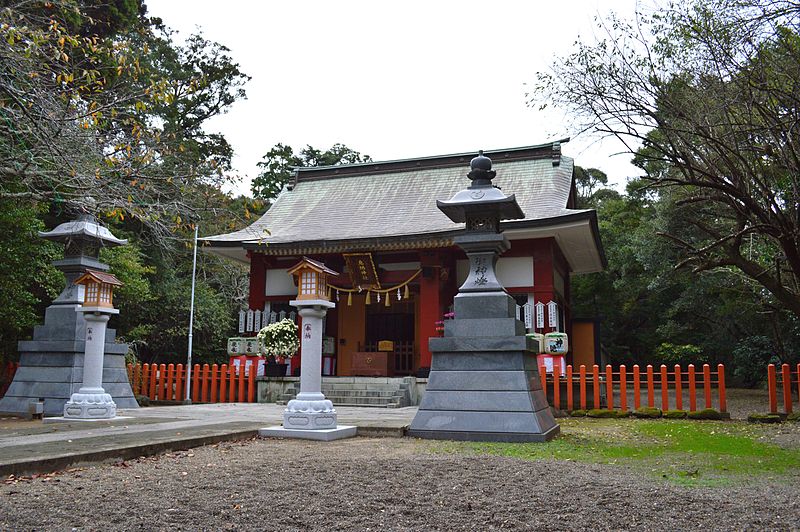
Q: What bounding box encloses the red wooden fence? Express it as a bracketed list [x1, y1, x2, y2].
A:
[127, 362, 258, 403]
[0, 362, 19, 398]
[767, 363, 800, 415]
[541, 363, 727, 413]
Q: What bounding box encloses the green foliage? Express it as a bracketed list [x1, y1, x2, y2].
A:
[0, 200, 62, 355]
[732, 336, 780, 387]
[587, 409, 630, 419]
[654, 343, 706, 366]
[568, 409, 588, 417]
[251, 143, 371, 200]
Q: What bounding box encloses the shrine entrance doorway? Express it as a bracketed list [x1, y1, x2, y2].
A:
[363, 299, 416, 375]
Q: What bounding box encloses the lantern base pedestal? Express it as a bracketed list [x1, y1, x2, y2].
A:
[258, 425, 357, 441]
[283, 397, 337, 430]
[63, 391, 116, 420]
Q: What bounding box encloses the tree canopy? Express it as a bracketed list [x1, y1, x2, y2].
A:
[535, 0, 800, 320]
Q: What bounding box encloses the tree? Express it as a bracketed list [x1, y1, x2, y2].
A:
[251, 143, 371, 200]
[0, 1, 249, 243]
[535, 0, 800, 319]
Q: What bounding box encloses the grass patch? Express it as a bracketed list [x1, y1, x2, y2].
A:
[427, 418, 800, 487]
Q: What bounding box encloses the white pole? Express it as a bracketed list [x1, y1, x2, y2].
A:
[185, 225, 199, 403]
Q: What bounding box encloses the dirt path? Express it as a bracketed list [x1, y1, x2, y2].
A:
[2, 436, 798, 531]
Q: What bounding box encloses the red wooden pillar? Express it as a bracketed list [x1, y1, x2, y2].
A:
[566, 365, 573, 411]
[579, 365, 587, 410]
[674, 365, 682, 411]
[633, 365, 641, 410]
[660, 364, 669, 411]
[605, 365, 614, 410]
[688, 364, 697, 412]
[418, 252, 443, 372]
[619, 365, 627, 411]
[532, 239, 556, 333]
[782, 364, 793, 415]
[768, 364, 778, 414]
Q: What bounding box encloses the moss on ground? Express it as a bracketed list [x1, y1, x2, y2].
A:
[569, 409, 587, 417]
[663, 410, 687, 419]
[587, 409, 630, 419]
[687, 408, 726, 420]
[632, 407, 662, 419]
[748, 413, 783, 424]
[429, 418, 800, 487]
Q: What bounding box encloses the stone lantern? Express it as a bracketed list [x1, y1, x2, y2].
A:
[63, 270, 123, 419]
[259, 257, 356, 441]
[408, 152, 559, 442]
[0, 214, 137, 417]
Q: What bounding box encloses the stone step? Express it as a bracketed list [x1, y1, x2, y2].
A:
[318, 383, 407, 391]
[318, 389, 401, 398]
[323, 395, 401, 405]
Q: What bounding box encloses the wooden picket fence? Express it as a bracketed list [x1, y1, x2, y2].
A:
[0, 361, 19, 398]
[767, 363, 800, 415]
[127, 363, 258, 403]
[540, 363, 727, 413]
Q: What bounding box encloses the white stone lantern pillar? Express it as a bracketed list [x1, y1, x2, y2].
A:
[63, 270, 123, 420]
[259, 257, 355, 441]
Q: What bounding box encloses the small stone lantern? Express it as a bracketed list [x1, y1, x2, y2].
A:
[258, 257, 356, 441]
[286, 257, 337, 301]
[63, 269, 123, 420]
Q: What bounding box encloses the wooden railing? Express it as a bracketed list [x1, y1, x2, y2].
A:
[0, 361, 19, 398]
[127, 363, 258, 403]
[767, 363, 800, 415]
[540, 363, 727, 413]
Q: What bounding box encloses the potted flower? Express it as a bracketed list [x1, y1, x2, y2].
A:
[257, 318, 299, 377]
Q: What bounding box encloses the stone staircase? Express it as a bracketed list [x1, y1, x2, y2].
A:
[279, 377, 413, 408]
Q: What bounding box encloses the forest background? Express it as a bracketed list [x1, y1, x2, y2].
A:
[2, 0, 798, 387]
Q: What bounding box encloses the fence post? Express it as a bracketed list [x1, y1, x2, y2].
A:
[633, 364, 640, 410]
[157, 364, 166, 401]
[782, 363, 793, 415]
[593, 364, 601, 409]
[201, 364, 210, 403]
[220, 364, 228, 403]
[660, 365, 669, 411]
[133, 364, 142, 395]
[605, 365, 614, 410]
[768, 364, 777, 414]
[703, 364, 712, 410]
[210, 364, 219, 403]
[141, 363, 149, 398]
[553, 364, 561, 410]
[796, 363, 800, 403]
[674, 365, 682, 411]
[248, 364, 256, 403]
[166, 364, 175, 401]
[192, 364, 201, 402]
[717, 364, 726, 413]
[619, 365, 627, 411]
[688, 364, 696, 412]
[647, 365, 655, 408]
[579, 365, 587, 410]
[175, 364, 184, 402]
[229, 364, 236, 402]
[540, 366, 547, 400]
[237, 364, 246, 402]
[149, 363, 158, 401]
[566, 364, 573, 411]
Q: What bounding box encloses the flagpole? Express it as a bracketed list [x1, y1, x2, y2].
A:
[185, 225, 199, 403]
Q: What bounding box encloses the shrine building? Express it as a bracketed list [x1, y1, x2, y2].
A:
[203, 141, 605, 377]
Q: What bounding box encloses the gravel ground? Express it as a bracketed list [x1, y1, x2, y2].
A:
[2, 436, 799, 532]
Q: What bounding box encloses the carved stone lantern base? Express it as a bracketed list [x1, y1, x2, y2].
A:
[63, 391, 117, 419]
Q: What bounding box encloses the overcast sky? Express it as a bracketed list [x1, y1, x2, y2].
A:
[146, 0, 644, 196]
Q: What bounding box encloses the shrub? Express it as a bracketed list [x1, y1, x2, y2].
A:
[663, 409, 687, 419]
[632, 407, 662, 418]
[135, 394, 150, 407]
[655, 343, 706, 367]
[747, 413, 783, 424]
[732, 336, 780, 388]
[569, 409, 588, 417]
[687, 408, 725, 420]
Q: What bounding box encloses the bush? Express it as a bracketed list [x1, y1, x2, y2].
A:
[569, 409, 588, 417]
[663, 409, 687, 419]
[748, 413, 783, 424]
[135, 394, 150, 407]
[687, 408, 725, 420]
[654, 343, 706, 367]
[632, 407, 662, 418]
[587, 409, 630, 419]
[732, 336, 780, 388]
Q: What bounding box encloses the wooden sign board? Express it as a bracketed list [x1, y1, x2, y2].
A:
[343, 253, 381, 290]
[377, 340, 394, 352]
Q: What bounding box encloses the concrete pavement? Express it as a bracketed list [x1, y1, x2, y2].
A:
[0, 403, 417, 477]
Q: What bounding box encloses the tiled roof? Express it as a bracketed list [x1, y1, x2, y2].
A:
[204, 147, 588, 248]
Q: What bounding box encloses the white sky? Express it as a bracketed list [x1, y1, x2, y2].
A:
[146, 0, 644, 196]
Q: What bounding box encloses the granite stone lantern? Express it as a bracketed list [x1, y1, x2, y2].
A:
[0, 214, 137, 417]
[259, 257, 356, 441]
[62, 270, 123, 419]
[408, 152, 559, 442]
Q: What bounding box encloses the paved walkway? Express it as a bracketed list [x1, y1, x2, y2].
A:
[0, 403, 417, 477]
